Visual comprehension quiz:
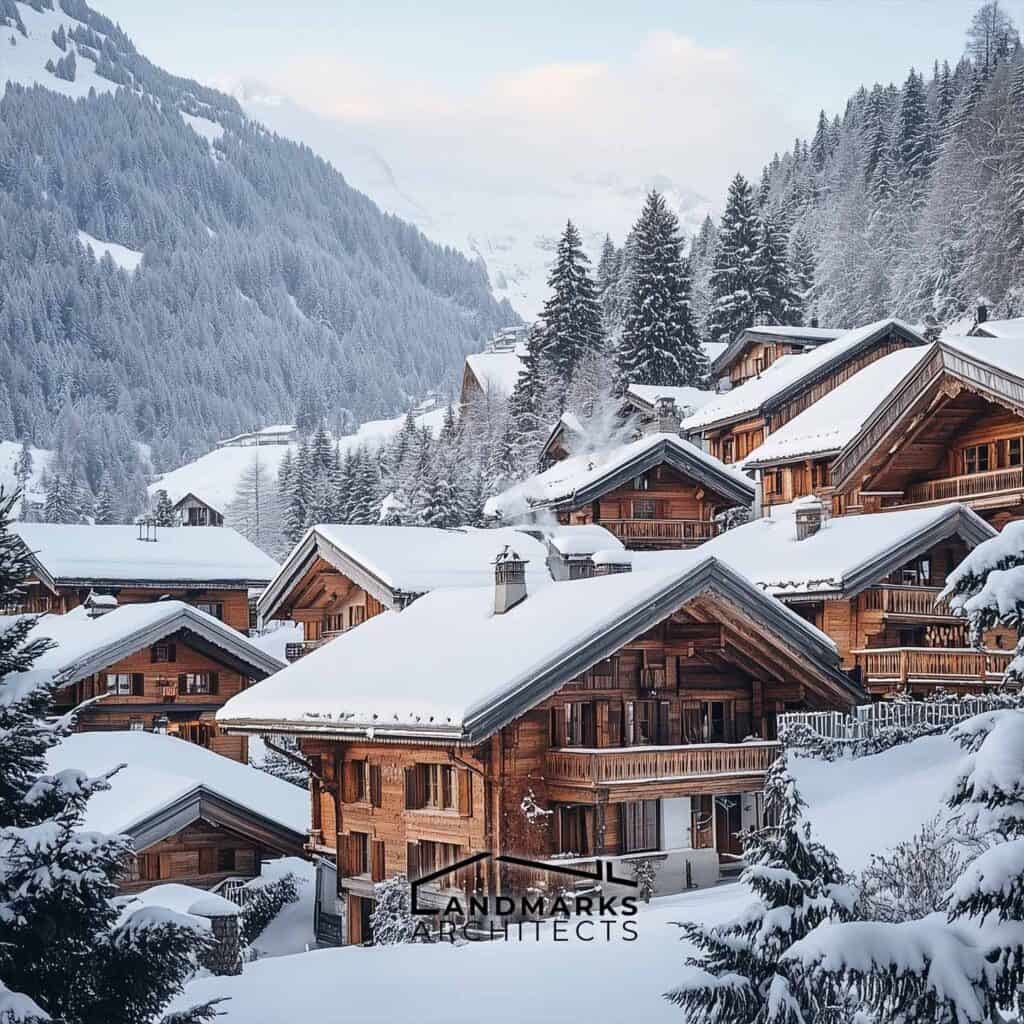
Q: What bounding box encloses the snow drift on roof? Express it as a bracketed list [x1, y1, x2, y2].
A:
[45, 731, 308, 835]
[973, 317, 1024, 339]
[626, 384, 715, 414]
[743, 347, 933, 466]
[465, 345, 527, 396]
[942, 335, 1024, 380]
[744, 326, 847, 341]
[544, 525, 623, 556]
[13, 522, 279, 585]
[687, 318, 924, 431]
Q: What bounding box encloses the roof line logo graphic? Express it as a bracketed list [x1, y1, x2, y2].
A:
[410, 852, 638, 915]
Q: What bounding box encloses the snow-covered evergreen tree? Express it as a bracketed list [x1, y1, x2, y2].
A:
[706, 174, 761, 347]
[152, 488, 176, 527]
[616, 190, 706, 389]
[0, 489, 219, 1023]
[370, 873, 417, 945]
[226, 453, 283, 556]
[754, 215, 800, 324]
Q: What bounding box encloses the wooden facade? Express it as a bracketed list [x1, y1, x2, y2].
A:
[174, 493, 225, 528]
[710, 327, 846, 389]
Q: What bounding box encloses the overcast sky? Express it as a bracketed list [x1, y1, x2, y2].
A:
[100, 0, 1019, 200]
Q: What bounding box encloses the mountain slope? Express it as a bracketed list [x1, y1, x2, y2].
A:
[0, 0, 516, 516]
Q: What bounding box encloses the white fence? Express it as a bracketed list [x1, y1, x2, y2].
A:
[779, 697, 1003, 743]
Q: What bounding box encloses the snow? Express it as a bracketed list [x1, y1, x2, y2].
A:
[221, 551, 834, 736]
[947, 710, 1024, 834]
[175, 882, 750, 1024]
[951, 838, 1024, 911]
[0, 439, 52, 512]
[544, 524, 623, 557]
[77, 230, 143, 274]
[943, 520, 1024, 612]
[2, 2, 119, 100]
[246, 857, 316, 958]
[486, 432, 752, 520]
[626, 383, 715, 416]
[126, 884, 237, 922]
[464, 345, 527, 396]
[743, 346, 933, 466]
[180, 111, 225, 145]
[686, 318, 925, 431]
[12, 522, 280, 585]
[943, 334, 1024, 383]
[592, 548, 632, 567]
[249, 622, 304, 661]
[634, 501, 987, 599]
[744, 325, 847, 341]
[43, 730, 309, 835]
[306, 524, 552, 596]
[971, 317, 1024, 339]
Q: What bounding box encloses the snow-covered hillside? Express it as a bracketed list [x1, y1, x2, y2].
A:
[234, 89, 711, 318]
[0, 440, 52, 513]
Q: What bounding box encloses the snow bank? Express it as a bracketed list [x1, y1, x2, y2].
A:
[245, 857, 315, 958]
[77, 230, 143, 273]
[181, 111, 225, 145]
[250, 623, 304, 662]
[0, 439, 52, 511]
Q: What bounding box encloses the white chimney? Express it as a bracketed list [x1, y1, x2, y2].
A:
[493, 546, 528, 614]
[85, 590, 118, 618]
[794, 495, 826, 541]
[592, 549, 633, 576]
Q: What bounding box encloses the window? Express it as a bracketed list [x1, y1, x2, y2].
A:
[342, 759, 367, 803]
[129, 718, 145, 732]
[150, 643, 175, 663]
[194, 601, 223, 620]
[564, 702, 597, 747]
[703, 700, 733, 743]
[625, 701, 667, 745]
[348, 605, 367, 629]
[186, 506, 209, 526]
[964, 445, 991, 474]
[558, 806, 592, 856]
[1010, 438, 1023, 467]
[405, 764, 456, 811]
[633, 472, 651, 491]
[177, 672, 216, 695]
[721, 439, 735, 463]
[411, 840, 460, 880]
[348, 831, 369, 875]
[632, 499, 659, 520]
[105, 673, 132, 695]
[620, 800, 659, 854]
[217, 848, 236, 873]
[764, 471, 782, 495]
[568, 561, 594, 580]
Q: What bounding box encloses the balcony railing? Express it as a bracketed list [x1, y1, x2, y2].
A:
[892, 466, 1024, 507]
[859, 585, 955, 618]
[284, 629, 349, 662]
[600, 519, 719, 546]
[854, 646, 1013, 686]
[545, 742, 779, 788]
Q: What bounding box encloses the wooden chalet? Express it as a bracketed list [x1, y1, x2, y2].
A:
[13, 601, 285, 761]
[685, 318, 927, 467]
[458, 328, 530, 407]
[47, 731, 306, 892]
[218, 551, 862, 944]
[10, 522, 278, 632]
[710, 324, 846, 389]
[828, 338, 1024, 528]
[486, 424, 755, 551]
[258, 525, 552, 661]
[682, 498, 1009, 698]
[173, 492, 224, 528]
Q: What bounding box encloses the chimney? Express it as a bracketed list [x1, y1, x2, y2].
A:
[794, 495, 826, 541]
[810, 316, 819, 328]
[592, 549, 633, 576]
[644, 396, 681, 436]
[493, 546, 528, 614]
[85, 590, 118, 618]
[977, 303, 989, 325]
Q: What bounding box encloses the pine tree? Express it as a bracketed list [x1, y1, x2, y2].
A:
[596, 234, 624, 336]
[13, 441, 32, 520]
[896, 68, 933, 196]
[284, 440, 312, 544]
[0, 489, 219, 1023]
[152, 488, 176, 527]
[788, 228, 816, 325]
[666, 756, 853, 1022]
[706, 174, 761, 347]
[370, 874, 417, 945]
[754, 216, 800, 324]
[43, 473, 78, 524]
[93, 475, 117, 525]
[616, 190, 706, 389]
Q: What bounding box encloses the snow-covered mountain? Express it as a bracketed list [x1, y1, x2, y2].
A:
[232, 85, 713, 319]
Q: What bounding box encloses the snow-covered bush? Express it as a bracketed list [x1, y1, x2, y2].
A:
[370, 873, 417, 946]
[239, 873, 300, 947]
[629, 858, 657, 904]
[665, 755, 854, 1022]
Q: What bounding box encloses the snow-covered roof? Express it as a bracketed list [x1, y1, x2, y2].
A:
[464, 344, 528, 397]
[633, 502, 994, 600]
[971, 317, 1024, 339]
[2, 602, 284, 699]
[592, 548, 633, 567]
[44, 731, 308, 837]
[485, 432, 754, 520]
[625, 384, 716, 416]
[221, 555, 858, 742]
[259, 525, 551, 621]
[687, 318, 926, 432]
[742, 347, 934, 467]
[544, 525, 623, 557]
[12, 523, 279, 590]
[710, 325, 847, 377]
[942, 335, 1024, 379]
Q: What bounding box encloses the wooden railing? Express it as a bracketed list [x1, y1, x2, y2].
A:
[284, 629, 349, 662]
[854, 647, 1013, 686]
[545, 742, 779, 787]
[896, 466, 1024, 506]
[859, 586, 954, 617]
[601, 519, 719, 546]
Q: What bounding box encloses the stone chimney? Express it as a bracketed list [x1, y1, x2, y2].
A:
[592, 549, 633, 576]
[794, 495, 826, 541]
[84, 590, 118, 618]
[493, 546, 528, 614]
[644, 396, 681, 436]
[977, 302, 989, 325]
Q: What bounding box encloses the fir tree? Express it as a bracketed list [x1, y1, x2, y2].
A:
[152, 488, 176, 527]
[754, 216, 800, 324]
[616, 190, 706, 389]
[93, 475, 117, 525]
[370, 874, 417, 945]
[596, 234, 624, 336]
[0, 489, 219, 1023]
[43, 473, 78, 524]
[788, 228, 816, 325]
[706, 174, 761, 347]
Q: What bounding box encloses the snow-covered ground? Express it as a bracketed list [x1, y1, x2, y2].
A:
[77, 230, 144, 274]
[246, 857, 316, 959]
[0, 439, 51, 512]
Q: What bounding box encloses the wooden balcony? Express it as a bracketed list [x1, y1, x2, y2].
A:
[885, 466, 1024, 509]
[545, 742, 779, 796]
[600, 519, 719, 547]
[284, 629, 349, 662]
[854, 646, 1013, 688]
[859, 586, 955, 619]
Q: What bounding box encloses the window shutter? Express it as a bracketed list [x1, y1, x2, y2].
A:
[168, 642, 176, 663]
[150, 646, 158, 664]
[457, 769, 472, 817]
[658, 701, 671, 745]
[338, 834, 351, 877]
[131, 673, 145, 697]
[371, 839, 385, 882]
[406, 841, 420, 881]
[342, 762, 357, 804]
[607, 701, 623, 747]
[208, 671, 219, 695]
[369, 764, 382, 808]
[404, 767, 415, 809]
[177, 673, 187, 695]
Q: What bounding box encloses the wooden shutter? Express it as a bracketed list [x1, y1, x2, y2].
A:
[338, 834, 352, 876]
[131, 673, 145, 697]
[657, 701, 671, 744]
[457, 769, 473, 817]
[369, 764, 382, 808]
[404, 767, 417, 809]
[199, 847, 217, 875]
[208, 671, 219, 695]
[371, 839, 386, 882]
[177, 673, 187, 695]
[343, 761, 362, 804]
[167, 642, 176, 662]
[607, 701, 623, 747]
[550, 707, 564, 747]
[150, 646, 159, 664]
[406, 841, 420, 881]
